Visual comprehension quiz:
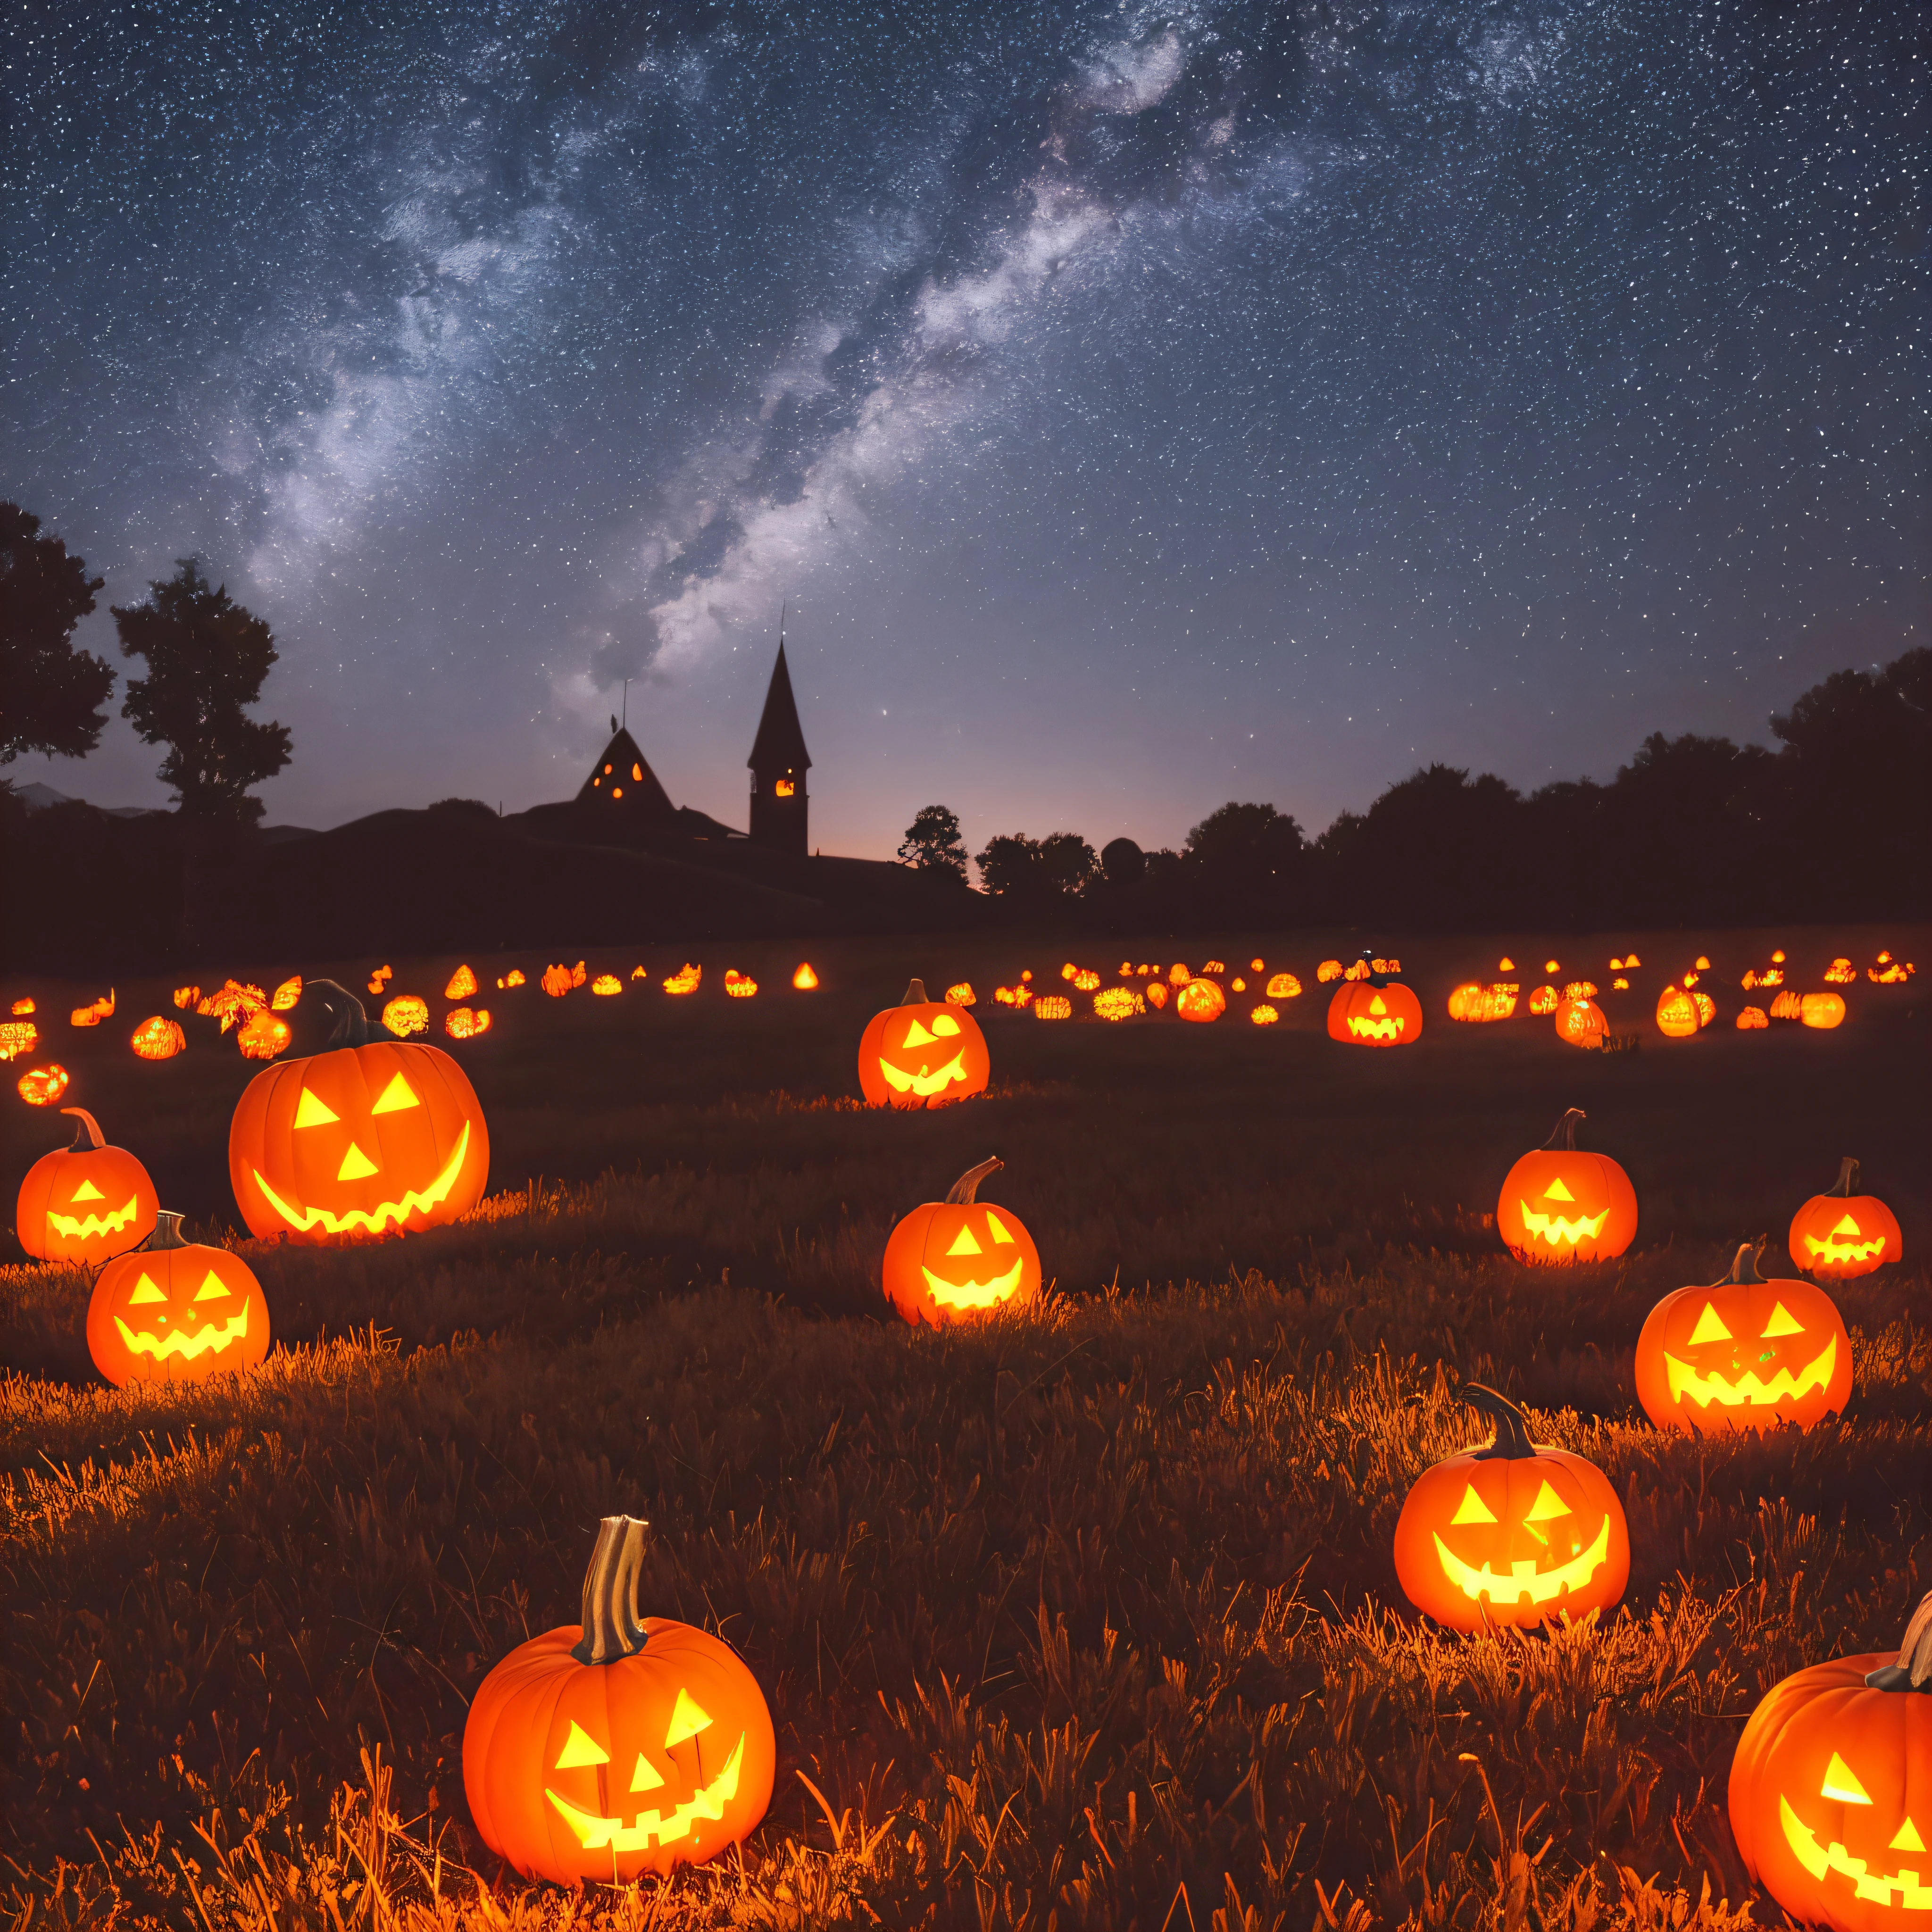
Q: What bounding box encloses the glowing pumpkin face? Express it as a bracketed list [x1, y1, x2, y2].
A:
[1392, 1384, 1629, 1631]
[227, 982, 490, 1245]
[1801, 991, 1847, 1030]
[1634, 1243, 1851, 1435]
[858, 979, 991, 1109]
[1555, 998, 1607, 1049]
[882, 1157, 1042, 1326]
[85, 1213, 269, 1386]
[1656, 985, 1702, 1037]
[1326, 980, 1424, 1047]
[1729, 1593, 1932, 1932]
[15, 1108, 158, 1263]
[463, 1517, 776, 1884]
[1789, 1159, 1901, 1281]
[1174, 978, 1226, 1023]
[1495, 1108, 1638, 1265]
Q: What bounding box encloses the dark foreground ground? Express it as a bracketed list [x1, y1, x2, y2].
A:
[2, 925, 1927, 1929]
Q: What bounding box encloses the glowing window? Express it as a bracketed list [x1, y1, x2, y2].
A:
[774, 777, 795, 797]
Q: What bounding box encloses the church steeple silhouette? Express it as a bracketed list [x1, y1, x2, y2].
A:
[748, 606, 811, 855]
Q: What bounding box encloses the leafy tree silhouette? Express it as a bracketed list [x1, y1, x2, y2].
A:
[975, 831, 1098, 901]
[112, 560, 291, 823]
[1, 503, 112, 764]
[1184, 801, 1308, 923]
[898, 803, 970, 882]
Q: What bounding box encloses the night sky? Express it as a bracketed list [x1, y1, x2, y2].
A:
[4, 0, 1923, 857]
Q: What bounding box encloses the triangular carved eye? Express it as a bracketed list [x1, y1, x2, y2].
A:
[946, 1225, 983, 1257]
[336, 1142, 379, 1181]
[127, 1274, 167, 1304]
[1368, 994, 1387, 1015]
[1523, 1480, 1573, 1522]
[1687, 1303, 1732, 1346]
[1821, 1752, 1871, 1804]
[901, 1020, 936, 1049]
[1831, 1214, 1861, 1238]
[554, 1720, 608, 1769]
[1760, 1302, 1804, 1338]
[294, 1088, 340, 1128]
[72, 1178, 105, 1202]
[929, 1012, 961, 1037]
[630, 1752, 665, 1792]
[194, 1272, 231, 1301]
[371, 1072, 420, 1114]
[1450, 1486, 1497, 1524]
[1893, 1818, 1926, 1853]
[1542, 1176, 1576, 1202]
[664, 1689, 713, 1747]
[984, 1211, 1016, 1246]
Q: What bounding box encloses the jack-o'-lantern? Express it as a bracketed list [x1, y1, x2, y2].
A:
[1093, 987, 1144, 1021]
[591, 974, 624, 996]
[1634, 1241, 1851, 1435]
[445, 1006, 491, 1040]
[1449, 982, 1517, 1022]
[17, 1064, 69, 1105]
[228, 981, 490, 1244]
[944, 982, 975, 1007]
[1496, 1108, 1638, 1266]
[858, 980, 991, 1109]
[0, 1020, 38, 1060]
[1144, 983, 1168, 1009]
[382, 994, 430, 1036]
[1250, 1004, 1279, 1025]
[1789, 1158, 1901, 1281]
[542, 964, 574, 997]
[170, 983, 199, 1008]
[723, 972, 758, 999]
[1656, 985, 1702, 1037]
[271, 975, 303, 1011]
[1267, 973, 1303, 1000]
[130, 1016, 186, 1061]
[792, 963, 818, 990]
[1555, 998, 1607, 1049]
[1729, 1590, 1932, 1932]
[463, 1516, 776, 1885]
[1327, 963, 1423, 1047]
[1317, 959, 1343, 983]
[10, 997, 33, 1015]
[16, 1108, 159, 1262]
[236, 1009, 292, 1060]
[881, 1157, 1042, 1326]
[1738, 1006, 1769, 1031]
[1032, 994, 1072, 1019]
[1392, 1382, 1629, 1631]
[662, 964, 700, 995]
[1528, 986, 1559, 1015]
[445, 965, 478, 999]
[85, 1212, 269, 1386]
[1801, 992, 1847, 1030]
[1175, 978, 1226, 1023]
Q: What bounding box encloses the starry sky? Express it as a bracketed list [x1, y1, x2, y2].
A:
[4, 0, 1924, 857]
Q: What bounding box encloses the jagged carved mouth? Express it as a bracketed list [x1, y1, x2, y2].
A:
[1517, 1202, 1611, 1247]
[545, 1734, 746, 1854]
[250, 1122, 471, 1235]
[115, 1302, 250, 1361]
[1664, 1334, 1835, 1408]
[1804, 1232, 1886, 1266]
[1779, 1794, 1932, 1909]
[923, 1258, 1026, 1310]
[47, 1195, 141, 1241]
[1347, 1016, 1406, 1040]
[1432, 1516, 1612, 1606]
[879, 1050, 967, 1097]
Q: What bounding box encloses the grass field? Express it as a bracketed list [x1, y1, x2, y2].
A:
[3, 925, 1927, 1930]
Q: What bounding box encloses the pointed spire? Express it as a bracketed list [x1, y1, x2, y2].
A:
[748, 638, 811, 776]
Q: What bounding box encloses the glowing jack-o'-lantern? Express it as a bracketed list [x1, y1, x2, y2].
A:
[1801, 991, 1847, 1030]
[1496, 1108, 1637, 1266]
[271, 975, 303, 1011]
[1032, 994, 1073, 1019]
[85, 1212, 269, 1386]
[1789, 1158, 1901, 1281]
[1266, 973, 1302, 1000]
[858, 979, 991, 1109]
[17, 1064, 70, 1105]
[130, 1016, 186, 1061]
[463, 1516, 776, 1885]
[1175, 978, 1226, 1023]
[1093, 987, 1144, 1021]
[445, 965, 478, 999]
[0, 1020, 38, 1060]
[1656, 985, 1703, 1037]
[881, 1157, 1042, 1326]
[382, 995, 430, 1037]
[16, 1108, 159, 1262]
[1634, 1241, 1851, 1435]
[1555, 998, 1607, 1050]
[1392, 1383, 1629, 1631]
[1729, 1590, 1932, 1932]
[792, 963, 818, 990]
[1448, 982, 1517, 1022]
[227, 981, 490, 1245]
[1327, 962, 1423, 1047]
[236, 1009, 292, 1060]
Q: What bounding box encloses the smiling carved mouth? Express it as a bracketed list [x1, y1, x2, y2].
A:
[545, 1734, 746, 1854]
[47, 1195, 141, 1241]
[1804, 1233, 1887, 1265]
[879, 1050, 968, 1097]
[1664, 1334, 1836, 1408]
[250, 1122, 471, 1236]
[1779, 1794, 1932, 1908]
[923, 1257, 1026, 1310]
[1516, 1202, 1611, 1247]
[1347, 1016, 1406, 1040]
[115, 1302, 250, 1361]
[1432, 1516, 1612, 1606]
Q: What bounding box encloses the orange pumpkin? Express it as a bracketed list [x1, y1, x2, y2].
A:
[86, 1212, 269, 1386]
[858, 979, 990, 1109]
[1327, 976, 1423, 1046]
[130, 1016, 186, 1061]
[1392, 1383, 1629, 1631]
[1448, 982, 1517, 1022]
[1496, 1108, 1638, 1265]
[882, 1157, 1042, 1326]
[1729, 1591, 1932, 1932]
[1174, 978, 1226, 1024]
[1634, 1242, 1851, 1435]
[463, 1516, 776, 1885]
[15, 1107, 158, 1263]
[227, 981, 490, 1244]
[1788, 1158, 1901, 1280]
[1801, 991, 1847, 1030]
[1656, 984, 1701, 1037]
[1555, 998, 1607, 1050]
[17, 1064, 70, 1106]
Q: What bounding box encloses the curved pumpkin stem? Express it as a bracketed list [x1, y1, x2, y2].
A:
[1543, 1108, 1587, 1151]
[1711, 1241, 1769, 1288]
[944, 1157, 1004, 1205]
[1826, 1157, 1860, 1199]
[1864, 1588, 1932, 1693]
[1462, 1382, 1538, 1461]
[572, 1515, 651, 1665]
[901, 979, 929, 1006]
[308, 980, 379, 1047]
[60, 1107, 107, 1151]
[143, 1212, 189, 1253]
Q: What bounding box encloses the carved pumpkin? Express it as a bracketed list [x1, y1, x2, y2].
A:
[130, 1016, 186, 1061]
[236, 1009, 292, 1060]
[944, 982, 976, 1007]
[1175, 978, 1226, 1024]
[1392, 1383, 1629, 1631]
[1656, 984, 1701, 1037]
[1250, 1004, 1279, 1025]
[1448, 982, 1517, 1022]
[1144, 983, 1168, 1010]
[271, 975, 304, 1011]
[228, 981, 490, 1245]
[1738, 1006, 1769, 1031]
[1327, 970, 1424, 1047]
[1634, 1242, 1851, 1435]
[1729, 1591, 1932, 1932]
[10, 997, 34, 1015]
[662, 964, 700, 995]
[0, 1020, 38, 1061]
[444, 965, 478, 999]
[1496, 1108, 1637, 1266]
[1266, 973, 1303, 1000]
[1801, 991, 1847, 1030]
[86, 1212, 269, 1386]
[16, 1108, 158, 1262]
[1789, 1158, 1902, 1281]
[463, 1516, 776, 1885]
[444, 1006, 491, 1040]
[858, 979, 991, 1109]
[382, 995, 430, 1036]
[1555, 998, 1608, 1050]
[1528, 985, 1559, 1015]
[1093, 987, 1145, 1021]
[17, 1064, 70, 1106]
[792, 963, 818, 990]
[882, 1157, 1042, 1326]
[1032, 994, 1072, 1019]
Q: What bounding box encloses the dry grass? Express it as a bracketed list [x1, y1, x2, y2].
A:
[2, 926, 1928, 1929]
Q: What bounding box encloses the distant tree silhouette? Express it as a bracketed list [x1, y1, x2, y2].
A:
[898, 804, 970, 882]
[1320, 765, 1524, 928]
[975, 831, 1098, 901]
[1, 502, 113, 764]
[1184, 801, 1308, 922]
[1099, 836, 1145, 885]
[113, 561, 291, 823]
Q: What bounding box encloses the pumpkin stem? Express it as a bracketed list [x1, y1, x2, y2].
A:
[60, 1107, 107, 1151]
[901, 979, 929, 1006]
[1714, 1240, 1769, 1287]
[1864, 1588, 1932, 1693]
[1462, 1382, 1539, 1460]
[1543, 1108, 1587, 1151]
[571, 1515, 651, 1665]
[944, 1157, 1004, 1205]
[144, 1212, 190, 1253]
[308, 980, 378, 1047]
[1827, 1156, 1860, 1199]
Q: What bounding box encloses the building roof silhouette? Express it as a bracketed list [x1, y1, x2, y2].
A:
[747, 643, 812, 775]
[575, 726, 676, 818]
